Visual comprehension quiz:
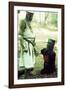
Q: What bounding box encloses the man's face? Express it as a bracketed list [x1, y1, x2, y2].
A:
[26, 12, 33, 22]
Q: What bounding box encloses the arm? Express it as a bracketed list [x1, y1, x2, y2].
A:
[18, 20, 26, 48]
[19, 20, 26, 36]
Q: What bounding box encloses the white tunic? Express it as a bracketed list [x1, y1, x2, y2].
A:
[18, 21, 35, 69]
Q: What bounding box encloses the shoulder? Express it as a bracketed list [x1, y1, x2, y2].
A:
[41, 48, 47, 55]
[20, 20, 26, 30]
[50, 51, 56, 57]
[20, 20, 26, 24]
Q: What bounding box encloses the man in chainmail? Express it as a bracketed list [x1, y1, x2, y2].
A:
[18, 11, 36, 78]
